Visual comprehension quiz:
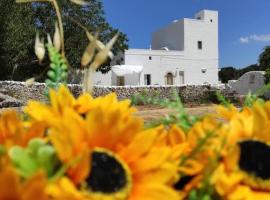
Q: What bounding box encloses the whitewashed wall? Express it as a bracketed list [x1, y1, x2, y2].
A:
[93, 71, 112, 86]
[124, 49, 218, 85]
[228, 71, 265, 95]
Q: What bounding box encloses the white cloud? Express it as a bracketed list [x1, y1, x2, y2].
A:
[239, 34, 270, 44]
[240, 37, 249, 43]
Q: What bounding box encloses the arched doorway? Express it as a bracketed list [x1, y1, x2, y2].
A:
[165, 72, 174, 85]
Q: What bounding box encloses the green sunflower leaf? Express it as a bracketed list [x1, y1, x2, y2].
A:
[9, 146, 38, 177]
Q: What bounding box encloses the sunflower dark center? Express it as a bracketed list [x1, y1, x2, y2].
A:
[86, 151, 127, 193]
[174, 176, 194, 190]
[239, 140, 270, 180]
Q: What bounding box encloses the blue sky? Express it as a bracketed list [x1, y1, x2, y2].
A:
[102, 0, 270, 69]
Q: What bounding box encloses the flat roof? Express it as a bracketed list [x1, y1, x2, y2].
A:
[125, 49, 185, 56]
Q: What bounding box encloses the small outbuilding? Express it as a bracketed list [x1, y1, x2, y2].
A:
[228, 71, 265, 95]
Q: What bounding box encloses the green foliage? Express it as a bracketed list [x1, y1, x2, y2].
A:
[219, 64, 260, 83]
[188, 190, 214, 200]
[265, 67, 270, 83]
[243, 83, 270, 107]
[218, 67, 237, 83]
[259, 46, 270, 71]
[31, 0, 128, 72]
[131, 89, 161, 106]
[9, 139, 60, 178]
[237, 64, 261, 76]
[257, 45, 270, 83]
[244, 92, 259, 107]
[45, 45, 68, 95]
[0, 1, 36, 80]
[216, 91, 231, 107]
[0, 0, 128, 80]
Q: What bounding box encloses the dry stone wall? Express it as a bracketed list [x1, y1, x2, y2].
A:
[0, 81, 230, 107]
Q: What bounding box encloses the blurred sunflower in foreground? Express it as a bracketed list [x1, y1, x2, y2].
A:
[2, 84, 270, 199]
[23, 85, 180, 200]
[211, 101, 270, 200]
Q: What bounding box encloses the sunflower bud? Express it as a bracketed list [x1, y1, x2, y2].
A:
[69, 0, 89, 6]
[47, 33, 53, 46]
[35, 32, 45, 62]
[53, 22, 61, 52]
[81, 33, 98, 67]
[90, 33, 118, 70]
[25, 78, 35, 87]
[86, 31, 113, 59]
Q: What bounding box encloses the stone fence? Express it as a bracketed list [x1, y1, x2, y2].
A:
[0, 81, 232, 107]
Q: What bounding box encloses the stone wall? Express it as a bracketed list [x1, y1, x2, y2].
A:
[93, 85, 214, 104]
[0, 81, 229, 107]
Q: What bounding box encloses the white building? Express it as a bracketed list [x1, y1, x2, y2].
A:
[94, 9, 219, 86]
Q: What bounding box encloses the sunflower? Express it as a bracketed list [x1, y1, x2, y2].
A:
[0, 110, 46, 148]
[216, 104, 238, 121]
[0, 157, 92, 200]
[0, 163, 48, 200]
[24, 85, 93, 125]
[212, 101, 270, 199]
[170, 117, 225, 198]
[156, 124, 187, 162]
[46, 177, 93, 200]
[27, 87, 179, 200]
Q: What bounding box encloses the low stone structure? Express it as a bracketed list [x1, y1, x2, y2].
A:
[228, 71, 265, 95]
[0, 81, 230, 107]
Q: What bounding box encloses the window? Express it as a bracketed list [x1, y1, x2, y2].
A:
[198, 41, 202, 50]
[149, 56, 152, 60]
[165, 73, 174, 85]
[144, 74, 151, 85]
[179, 71, 184, 84]
[116, 76, 125, 86]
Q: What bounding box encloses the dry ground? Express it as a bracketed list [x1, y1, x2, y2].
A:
[0, 104, 217, 123]
[136, 104, 216, 122]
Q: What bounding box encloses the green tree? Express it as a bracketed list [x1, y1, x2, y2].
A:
[218, 66, 237, 83]
[237, 64, 260, 78]
[219, 64, 262, 83]
[0, 0, 128, 80]
[259, 46, 270, 83]
[259, 46, 270, 71]
[0, 1, 36, 80]
[265, 68, 270, 83]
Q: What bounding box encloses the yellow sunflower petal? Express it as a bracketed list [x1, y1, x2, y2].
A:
[131, 147, 171, 173]
[119, 129, 158, 164]
[131, 184, 179, 200]
[46, 177, 91, 200]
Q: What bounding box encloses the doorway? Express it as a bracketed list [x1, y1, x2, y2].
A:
[117, 76, 125, 86]
[165, 72, 174, 85]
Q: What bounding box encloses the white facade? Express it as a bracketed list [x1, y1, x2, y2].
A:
[94, 9, 219, 86]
